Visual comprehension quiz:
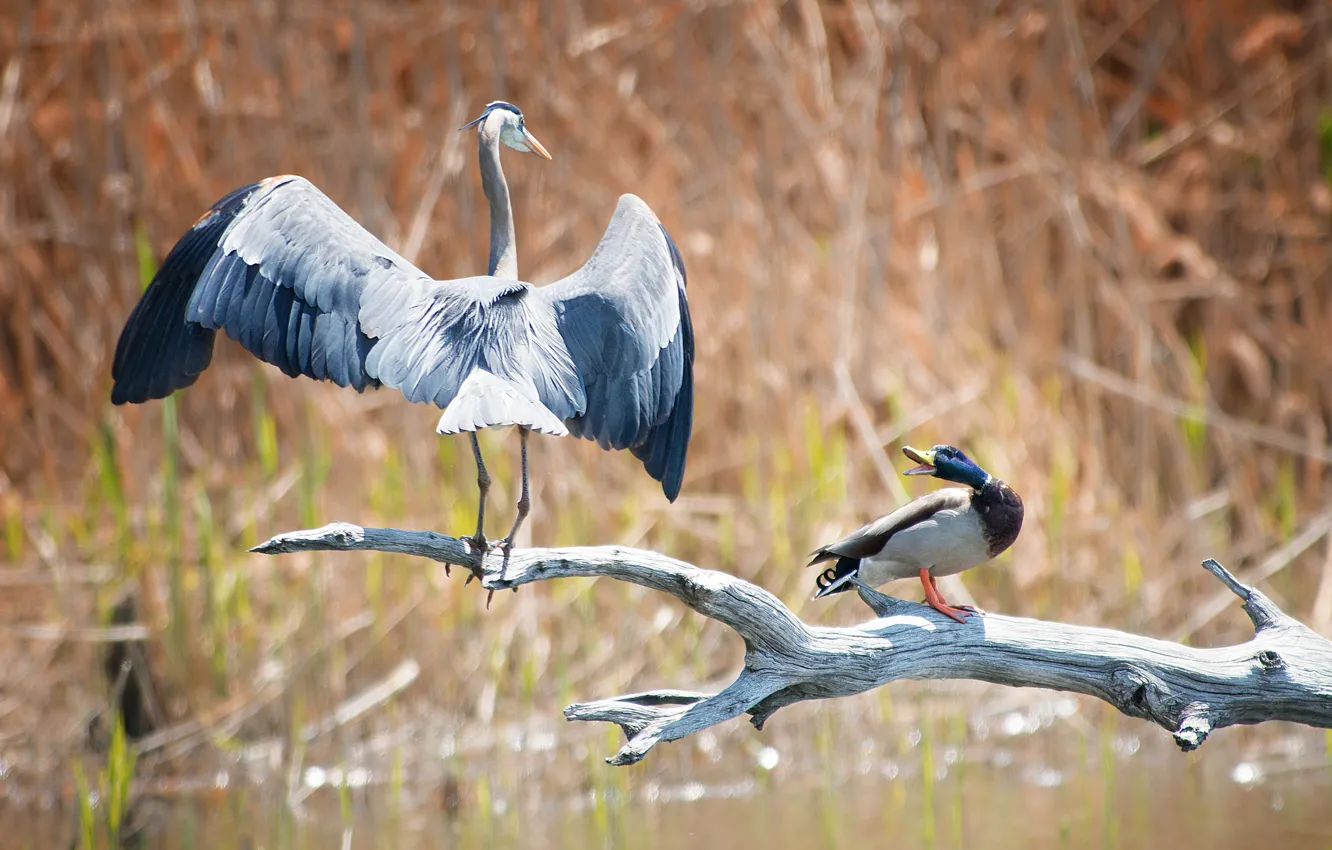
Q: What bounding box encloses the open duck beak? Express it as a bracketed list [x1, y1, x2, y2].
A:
[902, 446, 937, 476]
[523, 128, 553, 160]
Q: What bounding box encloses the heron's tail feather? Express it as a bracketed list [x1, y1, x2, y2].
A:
[110, 183, 261, 404]
[813, 557, 860, 599]
[436, 370, 568, 436]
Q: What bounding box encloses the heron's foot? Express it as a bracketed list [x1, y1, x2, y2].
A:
[464, 532, 489, 554]
[465, 564, 497, 611]
[487, 537, 521, 594]
[461, 534, 490, 584]
[459, 534, 518, 608]
[952, 604, 984, 615]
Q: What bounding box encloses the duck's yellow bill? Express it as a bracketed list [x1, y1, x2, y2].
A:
[902, 446, 937, 475]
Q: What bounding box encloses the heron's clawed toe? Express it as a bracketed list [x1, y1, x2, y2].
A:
[491, 537, 520, 558]
[464, 532, 489, 553]
[487, 538, 521, 593]
[460, 534, 492, 589]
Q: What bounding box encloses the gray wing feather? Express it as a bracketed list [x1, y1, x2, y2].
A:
[111, 175, 434, 404]
[531, 194, 694, 500]
[113, 175, 553, 416]
[190, 176, 431, 390]
[809, 489, 973, 563]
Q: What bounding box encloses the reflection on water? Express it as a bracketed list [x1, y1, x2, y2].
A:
[4, 697, 1329, 849]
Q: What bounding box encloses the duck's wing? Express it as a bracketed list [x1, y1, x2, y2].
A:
[808, 489, 973, 565]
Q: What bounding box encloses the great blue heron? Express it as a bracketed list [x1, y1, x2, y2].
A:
[111, 101, 695, 569]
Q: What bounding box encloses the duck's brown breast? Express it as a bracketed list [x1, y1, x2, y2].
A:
[974, 480, 1024, 558]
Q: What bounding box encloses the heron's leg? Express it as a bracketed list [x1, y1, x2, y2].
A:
[464, 432, 490, 559]
[495, 428, 531, 573]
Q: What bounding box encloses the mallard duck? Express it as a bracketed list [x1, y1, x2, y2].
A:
[808, 445, 1023, 623]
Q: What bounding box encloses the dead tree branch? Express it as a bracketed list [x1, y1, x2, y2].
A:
[254, 523, 1332, 765]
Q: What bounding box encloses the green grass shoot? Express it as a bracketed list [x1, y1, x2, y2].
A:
[73, 759, 96, 850]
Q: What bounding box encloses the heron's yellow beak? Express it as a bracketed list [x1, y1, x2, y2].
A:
[902, 446, 937, 476]
[524, 128, 552, 160]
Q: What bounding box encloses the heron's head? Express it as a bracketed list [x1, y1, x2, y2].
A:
[902, 445, 992, 490]
[460, 101, 552, 160]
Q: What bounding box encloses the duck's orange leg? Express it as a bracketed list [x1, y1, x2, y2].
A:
[918, 569, 976, 624]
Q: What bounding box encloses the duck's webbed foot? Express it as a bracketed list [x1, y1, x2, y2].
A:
[927, 599, 975, 624]
[919, 569, 980, 624]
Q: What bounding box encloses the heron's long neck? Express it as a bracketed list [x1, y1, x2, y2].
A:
[479, 133, 517, 279]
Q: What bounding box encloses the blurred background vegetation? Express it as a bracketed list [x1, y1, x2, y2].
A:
[2, 0, 1332, 846]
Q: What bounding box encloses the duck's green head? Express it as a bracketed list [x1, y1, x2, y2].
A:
[902, 445, 992, 490]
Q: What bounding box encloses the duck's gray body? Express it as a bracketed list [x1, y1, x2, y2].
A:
[811, 481, 1023, 598]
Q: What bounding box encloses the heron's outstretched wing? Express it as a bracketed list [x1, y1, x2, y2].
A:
[531, 194, 695, 501]
[111, 176, 431, 404]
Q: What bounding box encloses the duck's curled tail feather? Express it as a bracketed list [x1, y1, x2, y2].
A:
[813, 556, 861, 598]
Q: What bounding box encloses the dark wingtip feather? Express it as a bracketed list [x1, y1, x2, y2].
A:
[657, 366, 692, 501]
[660, 226, 694, 501]
[635, 374, 691, 501]
[631, 254, 694, 502]
[110, 182, 262, 404]
[659, 254, 694, 501]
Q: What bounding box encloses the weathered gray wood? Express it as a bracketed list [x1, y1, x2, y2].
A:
[254, 523, 1332, 765]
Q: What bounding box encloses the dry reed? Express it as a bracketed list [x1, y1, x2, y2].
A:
[0, 0, 1330, 795]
